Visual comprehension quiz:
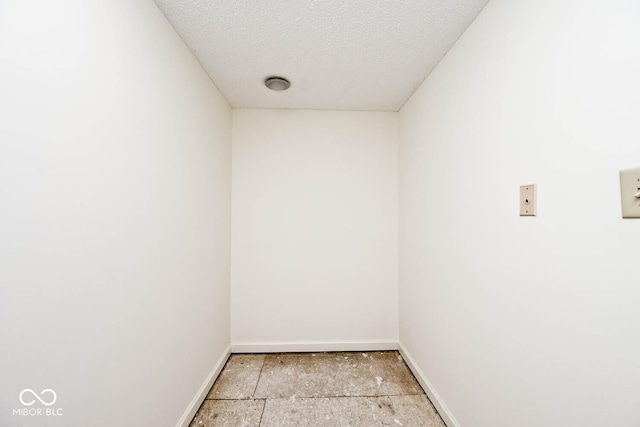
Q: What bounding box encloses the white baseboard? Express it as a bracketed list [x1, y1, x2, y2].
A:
[398, 342, 460, 427]
[176, 344, 231, 427]
[231, 339, 398, 353]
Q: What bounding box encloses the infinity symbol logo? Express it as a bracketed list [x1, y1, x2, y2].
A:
[19, 389, 57, 407]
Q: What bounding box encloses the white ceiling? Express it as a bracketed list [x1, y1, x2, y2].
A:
[154, 0, 489, 112]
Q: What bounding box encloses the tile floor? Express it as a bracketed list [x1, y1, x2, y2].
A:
[189, 351, 446, 427]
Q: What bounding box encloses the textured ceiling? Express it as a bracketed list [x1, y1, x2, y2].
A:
[154, 0, 489, 111]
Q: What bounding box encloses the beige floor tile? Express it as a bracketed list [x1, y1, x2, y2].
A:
[259, 395, 445, 427]
[206, 354, 265, 399]
[254, 351, 423, 399]
[188, 400, 264, 427]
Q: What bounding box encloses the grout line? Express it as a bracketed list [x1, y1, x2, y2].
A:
[251, 355, 268, 399]
[258, 393, 426, 400]
[207, 397, 267, 401]
[210, 393, 426, 401]
[257, 398, 266, 426]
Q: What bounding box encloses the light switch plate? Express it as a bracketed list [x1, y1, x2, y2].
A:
[619, 167, 640, 218]
[520, 184, 536, 216]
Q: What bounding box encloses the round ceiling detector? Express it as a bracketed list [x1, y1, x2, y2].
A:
[265, 76, 290, 91]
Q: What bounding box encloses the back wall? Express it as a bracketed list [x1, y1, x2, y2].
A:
[231, 109, 398, 348]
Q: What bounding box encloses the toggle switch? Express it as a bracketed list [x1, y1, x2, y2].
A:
[619, 167, 640, 218]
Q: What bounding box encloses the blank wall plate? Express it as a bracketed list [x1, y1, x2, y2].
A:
[619, 167, 640, 218]
[520, 184, 536, 216]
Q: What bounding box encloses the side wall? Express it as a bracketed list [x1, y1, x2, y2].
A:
[399, 0, 640, 426]
[0, 1, 231, 426]
[231, 109, 398, 348]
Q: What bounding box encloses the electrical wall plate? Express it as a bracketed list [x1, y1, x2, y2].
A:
[520, 184, 536, 216]
[619, 167, 640, 218]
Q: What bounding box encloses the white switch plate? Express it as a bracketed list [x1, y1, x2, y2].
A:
[619, 167, 640, 218]
[520, 184, 536, 216]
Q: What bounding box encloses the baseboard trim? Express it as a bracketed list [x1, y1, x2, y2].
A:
[231, 340, 398, 353]
[398, 342, 460, 427]
[176, 344, 231, 427]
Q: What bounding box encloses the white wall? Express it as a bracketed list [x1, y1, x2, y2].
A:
[0, 1, 231, 426]
[231, 109, 398, 347]
[399, 0, 640, 426]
